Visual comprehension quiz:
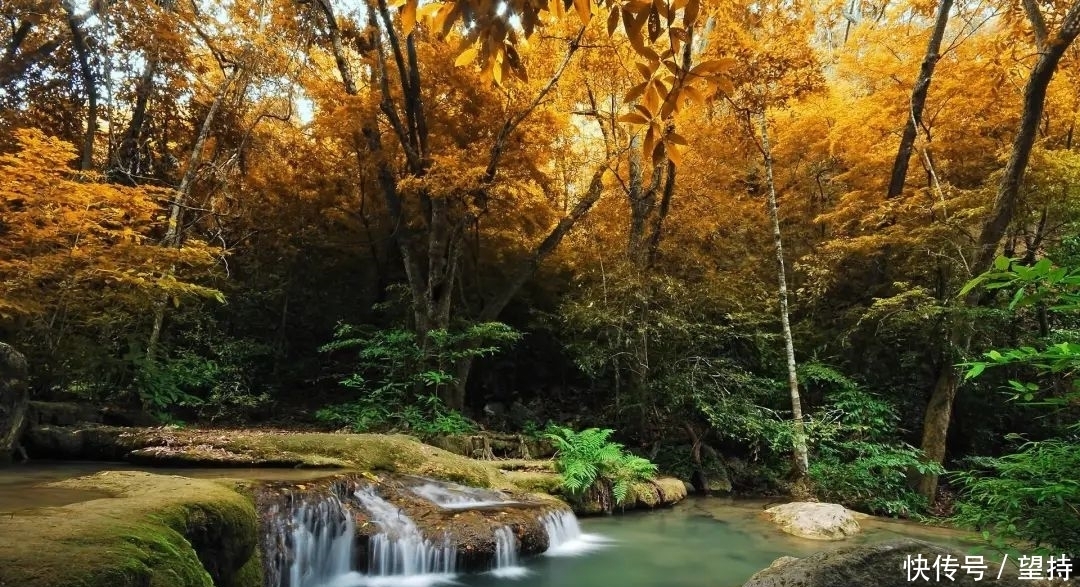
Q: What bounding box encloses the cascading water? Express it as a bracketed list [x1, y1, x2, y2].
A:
[263, 495, 356, 587]
[489, 526, 529, 579]
[261, 477, 606, 587]
[409, 481, 518, 510]
[540, 510, 612, 557]
[352, 485, 458, 579]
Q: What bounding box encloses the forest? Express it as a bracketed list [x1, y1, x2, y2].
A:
[2, 0, 1079, 562]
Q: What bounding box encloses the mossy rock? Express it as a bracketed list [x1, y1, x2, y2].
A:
[500, 469, 687, 515]
[0, 471, 261, 587]
[25, 425, 509, 489]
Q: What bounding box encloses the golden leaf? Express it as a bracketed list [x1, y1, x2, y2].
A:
[618, 112, 650, 125]
[683, 0, 699, 27]
[401, 0, 417, 35]
[607, 7, 621, 36]
[635, 61, 653, 80]
[573, 0, 592, 24]
[666, 141, 685, 166]
[690, 58, 736, 77]
[455, 46, 479, 67]
[624, 81, 648, 103]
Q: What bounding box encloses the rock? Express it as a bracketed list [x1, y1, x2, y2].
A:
[0, 471, 261, 587]
[765, 556, 801, 571]
[25, 400, 102, 426]
[0, 342, 29, 463]
[23, 424, 511, 489]
[765, 502, 861, 540]
[744, 539, 1051, 587]
[19, 423, 684, 516]
[501, 467, 687, 515]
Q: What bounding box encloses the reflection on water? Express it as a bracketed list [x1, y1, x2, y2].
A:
[460, 498, 984, 587]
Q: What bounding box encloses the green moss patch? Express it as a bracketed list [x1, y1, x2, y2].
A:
[0, 471, 260, 587]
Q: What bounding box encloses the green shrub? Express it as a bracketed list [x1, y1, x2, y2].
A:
[544, 426, 658, 504]
[950, 435, 1080, 554]
[802, 363, 943, 517]
[316, 322, 520, 435]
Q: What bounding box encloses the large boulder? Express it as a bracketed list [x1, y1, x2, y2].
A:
[744, 539, 1051, 587]
[0, 342, 29, 464]
[0, 471, 261, 587]
[765, 502, 862, 540]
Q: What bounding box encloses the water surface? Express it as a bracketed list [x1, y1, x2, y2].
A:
[462, 498, 984, 587]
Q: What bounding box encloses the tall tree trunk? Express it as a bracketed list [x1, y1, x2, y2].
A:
[916, 0, 1080, 501]
[886, 0, 953, 199]
[112, 56, 158, 183]
[760, 110, 809, 478]
[447, 164, 610, 411]
[62, 0, 98, 171]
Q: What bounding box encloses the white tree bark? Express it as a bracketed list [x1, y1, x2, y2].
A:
[759, 109, 810, 478]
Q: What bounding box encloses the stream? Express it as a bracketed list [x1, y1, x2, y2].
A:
[0, 463, 985, 587]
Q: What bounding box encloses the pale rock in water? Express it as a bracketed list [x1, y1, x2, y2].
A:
[764, 502, 861, 540]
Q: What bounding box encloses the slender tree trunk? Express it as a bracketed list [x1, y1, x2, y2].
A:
[760, 110, 809, 478]
[63, 0, 98, 171]
[112, 56, 157, 183]
[146, 66, 242, 359]
[917, 0, 1080, 501]
[886, 0, 953, 199]
[448, 165, 610, 410]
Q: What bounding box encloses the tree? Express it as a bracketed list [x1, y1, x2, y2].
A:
[917, 0, 1080, 501]
[758, 109, 810, 477]
[886, 0, 953, 199]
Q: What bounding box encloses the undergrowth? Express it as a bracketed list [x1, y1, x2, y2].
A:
[544, 426, 658, 504]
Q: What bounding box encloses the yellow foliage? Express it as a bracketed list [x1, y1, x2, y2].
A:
[0, 129, 219, 322]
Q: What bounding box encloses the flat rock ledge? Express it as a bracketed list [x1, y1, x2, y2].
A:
[21, 422, 687, 516]
[764, 501, 862, 540]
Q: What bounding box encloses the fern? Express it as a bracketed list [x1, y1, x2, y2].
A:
[545, 426, 658, 505]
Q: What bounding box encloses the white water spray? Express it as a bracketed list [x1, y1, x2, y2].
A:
[489, 526, 530, 579]
[352, 485, 458, 578]
[540, 510, 612, 557]
[269, 496, 355, 587]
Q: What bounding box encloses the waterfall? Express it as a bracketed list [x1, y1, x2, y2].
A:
[489, 526, 529, 579]
[409, 481, 518, 510]
[352, 485, 458, 578]
[263, 495, 356, 587]
[540, 510, 611, 557]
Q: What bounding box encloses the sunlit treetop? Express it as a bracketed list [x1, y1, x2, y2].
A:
[402, 0, 737, 165]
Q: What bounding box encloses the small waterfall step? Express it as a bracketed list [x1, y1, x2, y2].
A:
[406, 478, 520, 510]
[488, 526, 529, 579]
[353, 484, 458, 578]
[540, 510, 612, 557]
[262, 493, 357, 587]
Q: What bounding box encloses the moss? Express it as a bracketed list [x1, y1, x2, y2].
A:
[503, 469, 564, 494]
[30, 425, 510, 489]
[493, 459, 558, 472]
[228, 546, 263, 587]
[0, 471, 259, 587]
